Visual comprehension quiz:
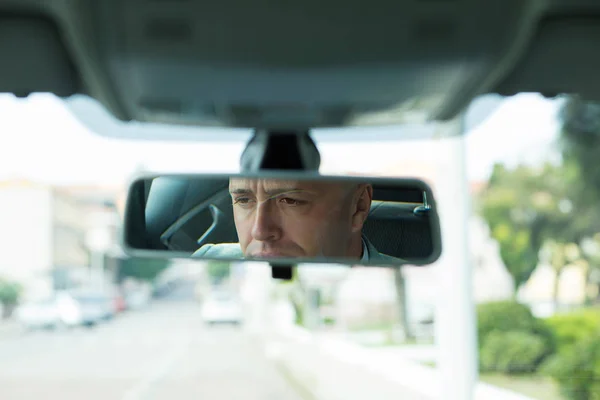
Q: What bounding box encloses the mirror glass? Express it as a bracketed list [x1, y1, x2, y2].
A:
[123, 174, 441, 266]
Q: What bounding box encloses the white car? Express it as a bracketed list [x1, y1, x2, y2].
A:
[200, 291, 243, 325]
[57, 292, 112, 327]
[125, 287, 151, 310]
[15, 291, 108, 329]
[15, 299, 61, 330]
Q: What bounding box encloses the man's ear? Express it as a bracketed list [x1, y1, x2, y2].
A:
[351, 184, 373, 232]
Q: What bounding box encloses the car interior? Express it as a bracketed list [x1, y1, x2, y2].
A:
[3, 2, 600, 400]
[2, 0, 600, 132]
[125, 176, 438, 263]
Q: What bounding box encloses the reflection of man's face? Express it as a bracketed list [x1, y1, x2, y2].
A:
[229, 179, 372, 259]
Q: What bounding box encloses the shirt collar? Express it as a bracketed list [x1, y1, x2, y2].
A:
[360, 237, 370, 262]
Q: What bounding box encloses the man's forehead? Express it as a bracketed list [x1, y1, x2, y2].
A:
[229, 178, 330, 193]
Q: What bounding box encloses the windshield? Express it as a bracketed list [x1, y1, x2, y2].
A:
[0, 93, 597, 400]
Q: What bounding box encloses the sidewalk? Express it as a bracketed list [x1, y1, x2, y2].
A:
[265, 326, 432, 400]
[0, 319, 21, 339]
[265, 326, 535, 400]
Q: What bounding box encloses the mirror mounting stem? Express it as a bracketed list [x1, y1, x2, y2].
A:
[240, 129, 320, 280]
[240, 129, 320, 172]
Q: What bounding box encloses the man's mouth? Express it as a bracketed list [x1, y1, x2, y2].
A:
[249, 252, 287, 258]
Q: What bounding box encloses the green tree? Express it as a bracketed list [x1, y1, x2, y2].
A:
[560, 97, 600, 204]
[580, 234, 600, 303]
[560, 97, 600, 301]
[479, 163, 573, 293]
[117, 257, 171, 282]
[0, 278, 22, 319]
[540, 241, 583, 308]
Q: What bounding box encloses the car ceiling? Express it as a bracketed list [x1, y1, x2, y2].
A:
[1, 0, 600, 131]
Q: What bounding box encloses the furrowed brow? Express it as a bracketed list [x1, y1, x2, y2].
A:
[264, 188, 316, 197]
[229, 188, 253, 195]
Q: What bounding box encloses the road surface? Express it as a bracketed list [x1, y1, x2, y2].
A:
[0, 299, 305, 400]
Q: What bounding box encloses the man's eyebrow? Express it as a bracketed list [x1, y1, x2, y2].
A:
[263, 188, 315, 196]
[229, 186, 318, 196]
[229, 188, 252, 195]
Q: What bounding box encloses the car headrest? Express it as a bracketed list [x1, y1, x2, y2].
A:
[363, 201, 432, 261]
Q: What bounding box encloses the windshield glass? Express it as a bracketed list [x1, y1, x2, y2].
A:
[0, 93, 597, 400]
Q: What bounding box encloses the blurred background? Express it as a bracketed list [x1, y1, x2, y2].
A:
[0, 93, 598, 400]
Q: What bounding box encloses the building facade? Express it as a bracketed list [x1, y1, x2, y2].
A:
[0, 180, 121, 300]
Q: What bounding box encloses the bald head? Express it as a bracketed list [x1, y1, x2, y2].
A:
[229, 178, 372, 259]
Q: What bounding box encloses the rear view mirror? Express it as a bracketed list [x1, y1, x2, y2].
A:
[123, 173, 442, 267]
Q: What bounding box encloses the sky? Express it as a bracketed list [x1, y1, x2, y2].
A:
[0, 93, 562, 186]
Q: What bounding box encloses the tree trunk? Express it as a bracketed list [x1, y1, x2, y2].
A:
[512, 279, 521, 300]
[588, 273, 600, 306]
[584, 261, 600, 305]
[393, 268, 413, 340]
[288, 269, 306, 327]
[551, 267, 562, 312]
[1, 303, 15, 319]
[549, 243, 567, 313]
[583, 262, 593, 306]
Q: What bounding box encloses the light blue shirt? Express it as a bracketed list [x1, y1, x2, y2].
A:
[193, 235, 404, 265]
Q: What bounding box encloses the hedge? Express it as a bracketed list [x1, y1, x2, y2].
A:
[477, 301, 556, 373]
[480, 330, 549, 374]
[542, 335, 600, 400]
[544, 309, 600, 354]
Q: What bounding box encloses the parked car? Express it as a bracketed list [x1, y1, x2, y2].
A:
[113, 293, 127, 313]
[15, 299, 61, 330]
[15, 291, 111, 329]
[200, 291, 244, 326]
[125, 287, 151, 310]
[56, 291, 112, 327]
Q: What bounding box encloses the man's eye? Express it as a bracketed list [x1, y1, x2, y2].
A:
[279, 197, 305, 206]
[234, 197, 253, 205]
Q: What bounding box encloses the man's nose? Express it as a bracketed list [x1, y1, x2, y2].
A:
[251, 201, 282, 242]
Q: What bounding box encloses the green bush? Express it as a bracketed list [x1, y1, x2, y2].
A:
[481, 330, 549, 374]
[545, 309, 600, 354]
[532, 317, 558, 358]
[477, 301, 556, 350]
[477, 301, 556, 373]
[542, 335, 600, 400]
[477, 301, 537, 344]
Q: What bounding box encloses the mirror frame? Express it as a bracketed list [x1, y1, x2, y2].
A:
[122, 171, 443, 267]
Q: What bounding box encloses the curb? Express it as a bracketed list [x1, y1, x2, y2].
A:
[274, 358, 318, 400]
[265, 327, 537, 400]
